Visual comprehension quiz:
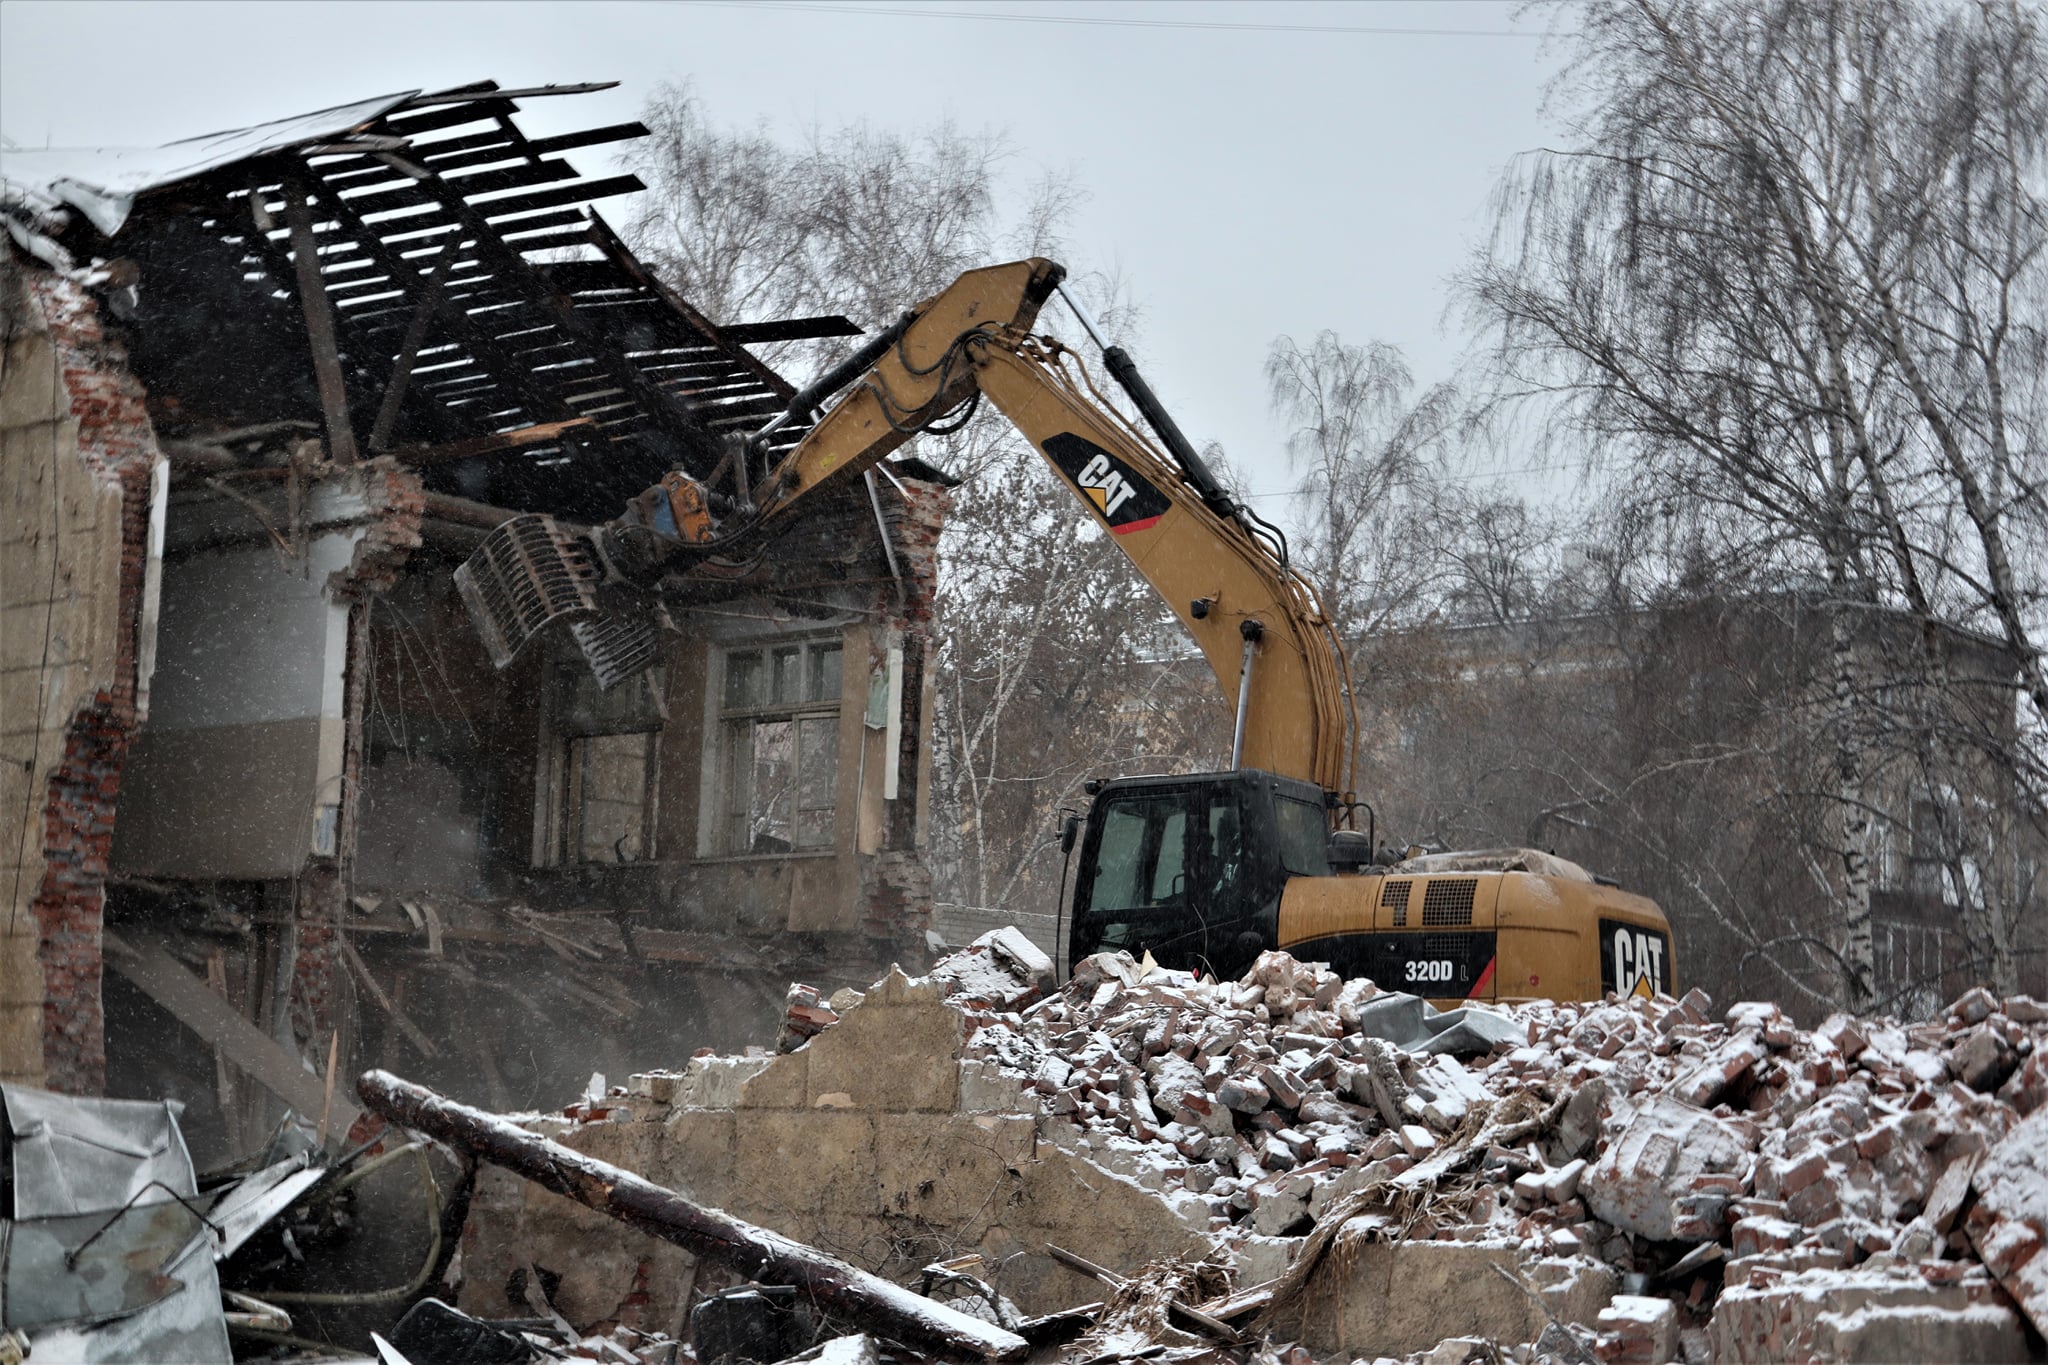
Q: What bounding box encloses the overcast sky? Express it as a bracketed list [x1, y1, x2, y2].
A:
[0, 0, 1571, 498]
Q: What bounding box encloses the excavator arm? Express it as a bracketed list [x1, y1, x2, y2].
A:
[964, 340, 1353, 795]
[456, 258, 1357, 796]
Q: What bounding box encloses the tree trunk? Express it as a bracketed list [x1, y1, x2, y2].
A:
[1827, 584, 1876, 1012]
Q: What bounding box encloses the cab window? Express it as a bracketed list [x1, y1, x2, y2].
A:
[1088, 795, 1190, 910]
[1275, 796, 1331, 875]
[1203, 792, 1247, 907]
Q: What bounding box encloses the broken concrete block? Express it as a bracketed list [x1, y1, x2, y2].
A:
[1543, 1157, 1588, 1204]
[1952, 1023, 2019, 1093]
[1953, 985, 2000, 1025]
[1270, 1238, 1616, 1358]
[779, 982, 841, 1052]
[1965, 1106, 2048, 1337]
[2003, 995, 2048, 1024]
[683, 1054, 774, 1110]
[1730, 1215, 1799, 1258]
[1595, 1293, 1678, 1364]
[1999, 1049, 2048, 1115]
[1218, 1075, 1271, 1113]
[627, 1070, 685, 1104]
[1398, 1124, 1437, 1158]
[1582, 1096, 1751, 1241]
[1258, 1062, 1306, 1109]
[1250, 1178, 1312, 1236]
[1927, 1149, 1984, 1235]
[1816, 1012, 1869, 1060]
[1419, 1337, 1490, 1365]
[1711, 1266, 2030, 1364]
[930, 926, 1055, 1010]
[1551, 1077, 1611, 1161]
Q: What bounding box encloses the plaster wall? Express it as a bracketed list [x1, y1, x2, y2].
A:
[114, 530, 357, 878]
[458, 970, 1215, 1333]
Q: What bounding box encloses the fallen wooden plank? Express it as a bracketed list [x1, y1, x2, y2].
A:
[338, 936, 440, 1059]
[720, 315, 864, 345]
[1191, 1279, 1279, 1320]
[357, 1070, 1029, 1362]
[1045, 1244, 1240, 1342]
[105, 933, 363, 1139]
[389, 417, 592, 467]
[405, 82, 620, 106]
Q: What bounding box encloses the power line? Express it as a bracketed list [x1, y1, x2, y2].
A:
[1235, 457, 1604, 499]
[667, 1, 1547, 39]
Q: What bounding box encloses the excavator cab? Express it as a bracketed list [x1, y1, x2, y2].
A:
[1067, 769, 1332, 981]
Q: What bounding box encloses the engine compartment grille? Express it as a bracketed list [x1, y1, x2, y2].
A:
[1421, 877, 1478, 926]
[1380, 878, 1411, 928]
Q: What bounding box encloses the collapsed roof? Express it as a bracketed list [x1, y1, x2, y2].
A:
[0, 80, 860, 522]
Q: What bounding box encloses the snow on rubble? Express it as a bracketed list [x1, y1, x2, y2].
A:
[774, 930, 2048, 1362]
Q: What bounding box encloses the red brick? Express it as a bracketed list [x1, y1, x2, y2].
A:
[20, 273, 159, 1095]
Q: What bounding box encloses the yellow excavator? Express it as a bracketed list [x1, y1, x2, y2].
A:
[456, 259, 1675, 1006]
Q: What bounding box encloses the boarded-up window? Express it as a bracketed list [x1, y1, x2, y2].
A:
[541, 665, 663, 865]
[721, 640, 841, 854]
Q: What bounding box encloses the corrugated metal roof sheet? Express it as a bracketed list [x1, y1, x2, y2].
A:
[0, 92, 416, 234]
[0, 81, 821, 520]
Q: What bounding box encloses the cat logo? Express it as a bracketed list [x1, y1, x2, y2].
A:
[1078, 454, 1139, 518]
[1600, 918, 1671, 999]
[1042, 432, 1171, 535]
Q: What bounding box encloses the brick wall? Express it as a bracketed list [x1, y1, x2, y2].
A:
[330, 457, 425, 600]
[859, 472, 951, 955]
[880, 473, 952, 632]
[1, 259, 163, 1093]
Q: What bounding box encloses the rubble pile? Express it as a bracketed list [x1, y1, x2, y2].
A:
[887, 945, 2048, 1356]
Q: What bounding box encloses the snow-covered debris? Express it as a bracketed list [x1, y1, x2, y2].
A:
[895, 940, 2048, 1338]
[630, 937, 2048, 1360]
[929, 924, 1054, 1010]
[1581, 1096, 1750, 1241]
[1963, 1104, 2048, 1335]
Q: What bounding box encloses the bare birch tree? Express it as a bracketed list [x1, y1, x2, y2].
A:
[1462, 0, 2048, 1005]
[1264, 333, 1464, 639]
[626, 81, 1073, 376]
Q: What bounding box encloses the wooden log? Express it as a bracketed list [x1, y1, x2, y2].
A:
[356, 1070, 1030, 1362]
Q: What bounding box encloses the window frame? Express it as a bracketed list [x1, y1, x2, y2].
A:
[715, 637, 845, 858]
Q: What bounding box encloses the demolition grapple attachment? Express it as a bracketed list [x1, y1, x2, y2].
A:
[454, 513, 659, 690]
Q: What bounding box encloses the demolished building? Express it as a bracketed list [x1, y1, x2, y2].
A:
[9, 76, 2048, 1365]
[1, 81, 950, 1162]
